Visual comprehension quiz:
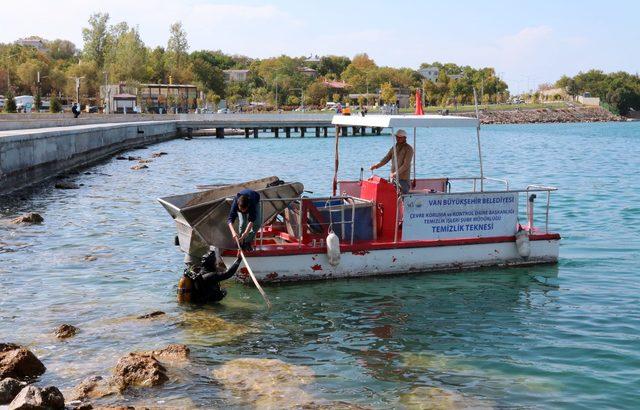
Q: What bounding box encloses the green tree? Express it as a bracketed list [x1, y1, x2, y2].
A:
[4, 90, 16, 112]
[47, 39, 77, 60]
[190, 51, 226, 96]
[305, 81, 327, 105]
[317, 55, 350, 77]
[147, 47, 167, 83]
[167, 22, 189, 82]
[106, 26, 148, 82]
[50, 94, 61, 112]
[82, 12, 110, 69]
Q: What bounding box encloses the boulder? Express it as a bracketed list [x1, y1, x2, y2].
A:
[11, 213, 44, 224]
[0, 344, 46, 380]
[112, 353, 168, 390]
[150, 152, 168, 158]
[115, 156, 127, 160]
[127, 156, 141, 161]
[54, 324, 78, 339]
[130, 165, 148, 171]
[0, 378, 24, 404]
[54, 182, 79, 190]
[137, 159, 153, 164]
[8, 385, 64, 410]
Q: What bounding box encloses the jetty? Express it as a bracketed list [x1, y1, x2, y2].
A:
[0, 114, 384, 195]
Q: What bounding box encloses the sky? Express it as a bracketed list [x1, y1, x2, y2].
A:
[1, 0, 638, 93]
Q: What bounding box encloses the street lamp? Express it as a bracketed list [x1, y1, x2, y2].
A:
[70, 76, 85, 104]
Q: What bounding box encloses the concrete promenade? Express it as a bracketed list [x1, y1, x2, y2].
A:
[0, 114, 384, 195]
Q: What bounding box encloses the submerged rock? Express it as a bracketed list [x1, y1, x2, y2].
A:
[115, 156, 127, 160]
[130, 165, 148, 171]
[137, 159, 153, 164]
[399, 386, 493, 410]
[0, 378, 24, 404]
[70, 375, 116, 401]
[54, 181, 80, 190]
[146, 344, 190, 363]
[11, 213, 43, 224]
[213, 358, 314, 407]
[150, 152, 168, 158]
[0, 343, 46, 380]
[112, 353, 168, 390]
[127, 156, 142, 161]
[54, 324, 78, 339]
[136, 311, 165, 320]
[8, 385, 64, 410]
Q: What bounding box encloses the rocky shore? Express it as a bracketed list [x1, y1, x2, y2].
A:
[459, 106, 623, 124]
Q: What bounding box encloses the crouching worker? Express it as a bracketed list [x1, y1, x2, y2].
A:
[227, 189, 262, 252]
[178, 250, 242, 304]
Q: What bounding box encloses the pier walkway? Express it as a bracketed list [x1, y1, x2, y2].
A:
[0, 114, 384, 194]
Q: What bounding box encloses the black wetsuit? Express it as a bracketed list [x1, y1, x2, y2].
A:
[190, 257, 242, 304]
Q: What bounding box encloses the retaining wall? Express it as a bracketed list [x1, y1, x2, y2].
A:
[0, 121, 177, 195]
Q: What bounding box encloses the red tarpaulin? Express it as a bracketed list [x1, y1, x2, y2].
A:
[415, 89, 424, 115]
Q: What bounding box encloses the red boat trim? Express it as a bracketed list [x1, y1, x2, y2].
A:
[222, 233, 561, 257]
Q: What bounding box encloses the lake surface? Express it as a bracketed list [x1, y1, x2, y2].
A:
[1, 121, 639, 408]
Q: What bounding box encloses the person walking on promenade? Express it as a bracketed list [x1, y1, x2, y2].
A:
[72, 102, 81, 118]
[370, 129, 413, 194]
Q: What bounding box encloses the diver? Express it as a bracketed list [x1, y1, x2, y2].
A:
[178, 249, 242, 304]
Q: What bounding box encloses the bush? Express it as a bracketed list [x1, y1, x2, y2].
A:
[50, 94, 62, 113]
[4, 90, 17, 113]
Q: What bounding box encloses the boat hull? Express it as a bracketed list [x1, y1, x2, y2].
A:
[225, 236, 559, 283]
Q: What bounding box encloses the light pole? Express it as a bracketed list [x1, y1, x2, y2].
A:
[103, 71, 109, 114]
[70, 76, 85, 105]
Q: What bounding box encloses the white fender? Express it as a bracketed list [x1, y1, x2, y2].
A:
[326, 231, 341, 266]
[515, 229, 531, 258]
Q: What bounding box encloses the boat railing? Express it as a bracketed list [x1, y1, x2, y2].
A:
[394, 185, 558, 242]
[447, 176, 509, 192]
[257, 196, 364, 247]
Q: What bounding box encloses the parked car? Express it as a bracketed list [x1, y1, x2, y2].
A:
[85, 105, 99, 113]
[217, 108, 229, 114]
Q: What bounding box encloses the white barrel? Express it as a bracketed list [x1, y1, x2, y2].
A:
[515, 229, 531, 258]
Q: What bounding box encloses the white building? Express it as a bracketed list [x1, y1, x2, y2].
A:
[15, 37, 47, 51]
[223, 69, 250, 82]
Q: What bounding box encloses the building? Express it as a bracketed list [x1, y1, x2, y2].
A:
[540, 87, 569, 101]
[418, 67, 439, 82]
[297, 66, 318, 78]
[305, 54, 321, 64]
[101, 82, 198, 113]
[223, 69, 250, 82]
[15, 37, 46, 52]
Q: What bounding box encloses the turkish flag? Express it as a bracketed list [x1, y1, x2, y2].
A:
[415, 89, 424, 115]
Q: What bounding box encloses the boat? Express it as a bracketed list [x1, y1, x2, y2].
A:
[160, 112, 560, 284]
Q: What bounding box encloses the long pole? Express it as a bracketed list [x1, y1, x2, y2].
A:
[232, 233, 271, 309]
[275, 79, 278, 111]
[473, 88, 484, 192]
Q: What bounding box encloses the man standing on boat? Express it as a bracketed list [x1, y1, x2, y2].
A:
[227, 189, 262, 251]
[370, 129, 413, 194]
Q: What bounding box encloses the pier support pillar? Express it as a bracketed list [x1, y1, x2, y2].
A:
[315, 127, 320, 137]
[216, 127, 225, 139]
[323, 127, 328, 137]
[361, 127, 366, 135]
[375, 127, 382, 135]
[341, 126, 348, 136]
[274, 128, 279, 138]
[300, 127, 306, 138]
[294, 127, 299, 132]
[352, 126, 359, 136]
[244, 128, 250, 138]
[253, 128, 259, 138]
[285, 127, 291, 138]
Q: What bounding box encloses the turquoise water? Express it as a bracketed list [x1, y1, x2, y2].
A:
[1, 121, 639, 408]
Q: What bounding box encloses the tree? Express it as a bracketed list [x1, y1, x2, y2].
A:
[305, 81, 327, 106]
[82, 13, 110, 69]
[4, 90, 16, 112]
[317, 55, 350, 77]
[106, 26, 148, 82]
[190, 51, 226, 96]
[50, 94, 61, 113]
[167, 22, 189, 82]
[16, 59, 47, 93]
[47, 39, 77, 60]
[380, 82, 396, 104]
[147, 47, 167, 83]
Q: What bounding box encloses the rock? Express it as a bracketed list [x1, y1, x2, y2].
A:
[0, 343, 46, 380]
[8, 385, 64, 410]
[136, 311, 165, 320]
[83, 255, 97, 262]
[127, 156, 141, 161]
[71, 376, 115, 401]
[0, 378, 24, 404]
[11, 213, 43, 224]
[115, 156, 127, 160]
[112, 353, 168, 390]
[54, 324, 78, 339]
[54, 181, 79, 190]
[147, 344, 189, 363]
[150, 152, 167, 158]
[137, 159, 153, 164]
[130, 165, 148, 171]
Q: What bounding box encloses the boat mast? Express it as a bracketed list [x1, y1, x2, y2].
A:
[332, 125, 340, 196]
[473, 88, 484, 192]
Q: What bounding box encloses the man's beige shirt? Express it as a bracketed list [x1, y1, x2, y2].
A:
[377, 143, 414, 180]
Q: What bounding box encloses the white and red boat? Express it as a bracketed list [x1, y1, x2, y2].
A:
[160, 113, 560, 284]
